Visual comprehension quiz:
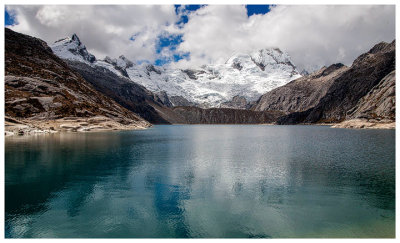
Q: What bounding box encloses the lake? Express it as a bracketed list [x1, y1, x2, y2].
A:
[5, 125, 395, 238]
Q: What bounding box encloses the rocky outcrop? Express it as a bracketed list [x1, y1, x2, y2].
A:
[255, 40, 395, 125]
[5, 115, 149, 136]
[315, 40, 395, 122]
[347, 70, 395, 121]
[331, 70, 396, 129]
[253, 63, 348, 113]
[331, 119, 395, 129]
[5, 28, 150, 133]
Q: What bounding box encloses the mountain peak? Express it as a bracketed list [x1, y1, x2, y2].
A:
[50, 33, 96, 63]
[225, 48, 297, 71]
[71, 33, 81, 43]
[353, 39, 395, 66]
[223, 48, 300, 77]
[251, 48, 293, 65]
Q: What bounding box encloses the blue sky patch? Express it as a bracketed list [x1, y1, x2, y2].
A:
[175, 5, 205, 26]
[152, 5, 206, 65]
[154, 33, 189, 66]
[246, 5, 272, 17]
[155, 52, 189, 66]
[5, 9, 16, 26]
[155, 33, 184, 54]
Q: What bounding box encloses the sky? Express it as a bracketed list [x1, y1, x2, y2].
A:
[5, 5, 395, 72]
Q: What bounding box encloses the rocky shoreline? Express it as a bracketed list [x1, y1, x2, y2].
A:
[288, 120, 395, 129]
[6, 116, 394, 137]
[331, 119, 395, 129]
[5, 116, 150, 136]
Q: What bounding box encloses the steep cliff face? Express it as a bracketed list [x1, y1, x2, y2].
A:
[170, 106, 284, 124]
[5, 28, 150, 131]
[347, 70, 395, 121]
[253, 63, 349, 113]
[330, 70, 396, 129]
[267, 40, 395, 125]
[315, 40, 395, 122]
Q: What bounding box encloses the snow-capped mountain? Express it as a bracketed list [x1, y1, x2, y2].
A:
[51, 34, 96, 63]
[50, 35, 124, 78]
[50, 34, 302, 107]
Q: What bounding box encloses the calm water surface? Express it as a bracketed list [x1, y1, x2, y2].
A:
[5, 125, 395, 238]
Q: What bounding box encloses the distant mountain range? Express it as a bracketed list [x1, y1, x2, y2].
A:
[4, 28, 396, 133]
[50, 33, 301, 108]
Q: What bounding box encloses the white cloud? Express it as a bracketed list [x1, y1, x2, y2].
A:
[6, 5, 179, 62]
[6, 5, 395, 71]
[173, 5, 395, 71]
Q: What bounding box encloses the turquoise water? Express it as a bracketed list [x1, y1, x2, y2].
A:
[5, 125, 395, 238]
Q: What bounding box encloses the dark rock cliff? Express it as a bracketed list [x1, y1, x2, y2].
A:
[170, 106, 284, 124]
[347, 70, 395, 121]
[253, 40, 395, 125]
[253, 63, 349, 113]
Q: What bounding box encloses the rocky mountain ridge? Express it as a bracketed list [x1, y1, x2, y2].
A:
[253, 40, 395, 127]
[253, 63, 349, 113]
[5, 28, 150, 135]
